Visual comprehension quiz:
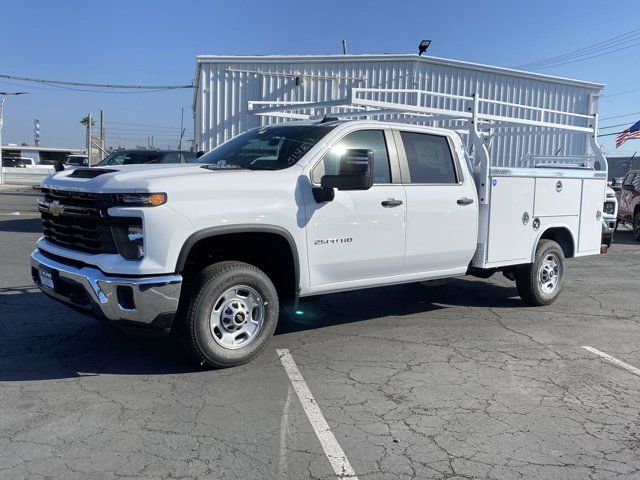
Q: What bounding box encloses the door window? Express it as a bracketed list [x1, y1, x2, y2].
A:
[400, 132, 458, 184]
[312, 130, 391, 184]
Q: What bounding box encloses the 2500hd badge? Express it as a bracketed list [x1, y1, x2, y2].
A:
[314, 237, 353, 245]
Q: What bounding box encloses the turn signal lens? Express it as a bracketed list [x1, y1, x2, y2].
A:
[147, 193, 167, 206]
[112, 192, 167, 207]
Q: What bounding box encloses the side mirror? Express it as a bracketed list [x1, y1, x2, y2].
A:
[320, 149, 374, 191]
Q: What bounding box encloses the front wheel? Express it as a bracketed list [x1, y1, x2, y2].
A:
[515, 239, 566, 306]
[181, 261, 279, 368]
[634, 212, 640, 242]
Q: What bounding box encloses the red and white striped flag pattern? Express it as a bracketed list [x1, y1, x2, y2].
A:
[616, 119, 640, 148]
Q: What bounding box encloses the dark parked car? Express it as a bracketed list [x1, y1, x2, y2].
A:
[65, 155, 89, 167]
[96, 149, 197, 167]
[614, 169, 640, 241]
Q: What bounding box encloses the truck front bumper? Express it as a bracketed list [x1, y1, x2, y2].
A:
[31, 249, 182, 333]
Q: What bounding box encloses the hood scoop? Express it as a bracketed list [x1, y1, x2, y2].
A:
[68, 168, 118, 178]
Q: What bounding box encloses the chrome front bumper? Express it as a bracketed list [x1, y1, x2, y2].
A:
[31, 249, 182, 331]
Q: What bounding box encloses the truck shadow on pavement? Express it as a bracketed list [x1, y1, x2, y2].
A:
[0, 278, 521, 381]
[277, 277, 522, 334]
[611, 229, 638, 246]
[0, 217, 42, 233]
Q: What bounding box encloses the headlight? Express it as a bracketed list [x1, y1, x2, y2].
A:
[111, 193, 167, 207]
[603, 201, 616, 215]
[111, 219, 144, 259]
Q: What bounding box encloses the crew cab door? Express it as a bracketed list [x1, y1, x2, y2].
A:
[393, 129, 478, 274]
[304, 128, 406, 288]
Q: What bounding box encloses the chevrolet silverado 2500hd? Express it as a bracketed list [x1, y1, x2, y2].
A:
[31, 88, 608, 367]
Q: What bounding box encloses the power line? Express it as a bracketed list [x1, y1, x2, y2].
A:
[599, 122, 635, 130]
[0, 73, 193, 90]
[515, 27, 640, 70]
[524, 39, 640, 70]
[601, 111, 640, 121]
[602, 87, 640, 98]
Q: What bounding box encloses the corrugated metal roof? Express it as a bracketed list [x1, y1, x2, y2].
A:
[194, 54, 605, 92]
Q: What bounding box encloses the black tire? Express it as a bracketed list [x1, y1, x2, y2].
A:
[515, 239, 566, 306]
[634, 212, 640, 242]
[181, 261, 279, 368]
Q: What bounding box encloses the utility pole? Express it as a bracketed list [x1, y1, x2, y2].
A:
[0, 91, 28, 185]
[99, 110, 105, 161]
[179, 107, 185, 151]
[85, 113, 92, 166]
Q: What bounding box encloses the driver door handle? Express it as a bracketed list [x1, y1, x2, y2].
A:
[457, 197, 474, 206]
[381, 198, 403, 207]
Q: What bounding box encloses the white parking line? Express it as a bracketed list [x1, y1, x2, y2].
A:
[582, 346, 640, 377]
[277, 349, 359, 480]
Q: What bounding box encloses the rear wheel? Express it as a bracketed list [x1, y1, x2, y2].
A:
[181, 261, 279, 368]
[634, 212, 640, 241]
[515, 239, 566, 306]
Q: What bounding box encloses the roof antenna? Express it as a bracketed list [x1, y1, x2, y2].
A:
[342, 39, 347, 55]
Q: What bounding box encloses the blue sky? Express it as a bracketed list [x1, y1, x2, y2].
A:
[1, 0, 639, 155]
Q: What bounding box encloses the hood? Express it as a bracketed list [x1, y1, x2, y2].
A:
[41, 163, 301, 195]
[41, 164, 249, 193]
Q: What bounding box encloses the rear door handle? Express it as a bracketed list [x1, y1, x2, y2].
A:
[381, 198, 403, 207]
[457, 197, 474, 206]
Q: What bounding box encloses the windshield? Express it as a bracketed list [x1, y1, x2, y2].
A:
[97, 151, 162, 166]
[196, 125, 335, 170]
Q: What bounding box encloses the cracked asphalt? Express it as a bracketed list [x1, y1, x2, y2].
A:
[1, 186, 640, 479]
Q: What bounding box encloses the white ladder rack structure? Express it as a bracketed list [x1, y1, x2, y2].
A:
[247, 87, 606, 205]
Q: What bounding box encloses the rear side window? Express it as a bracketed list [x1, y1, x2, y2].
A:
[633, 173, 640, 190]
[400, 132, 457, 184]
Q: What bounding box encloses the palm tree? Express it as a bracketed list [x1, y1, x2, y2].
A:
[80, 116, 95, 127]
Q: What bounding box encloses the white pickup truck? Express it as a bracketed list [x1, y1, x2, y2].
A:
[31, 88, 608, 367]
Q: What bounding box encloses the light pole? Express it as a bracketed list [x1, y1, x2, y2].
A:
[0, 91, 28, 185]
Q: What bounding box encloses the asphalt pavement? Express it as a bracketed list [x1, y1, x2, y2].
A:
[1, 186, 640, 479]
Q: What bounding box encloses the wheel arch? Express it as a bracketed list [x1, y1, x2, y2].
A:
[533, 226, 576, 260]
[176, 224, 301, 298]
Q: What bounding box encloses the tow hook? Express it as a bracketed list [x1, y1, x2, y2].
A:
[600, 244, 609, 254]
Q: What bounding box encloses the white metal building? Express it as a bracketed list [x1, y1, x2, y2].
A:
[193, 54, 604, 167]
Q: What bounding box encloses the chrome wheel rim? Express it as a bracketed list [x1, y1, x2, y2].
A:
[210, 285, 265, 350]
[538, 253, 561, 294]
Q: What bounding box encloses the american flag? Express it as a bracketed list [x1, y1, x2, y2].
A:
[616, 119, 640, 148]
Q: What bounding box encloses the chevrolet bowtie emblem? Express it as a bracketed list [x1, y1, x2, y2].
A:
[48, 200, 64, 217]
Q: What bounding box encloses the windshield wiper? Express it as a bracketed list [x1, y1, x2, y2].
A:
[200, 164, 245, 171]
[243, 165, 281, 170]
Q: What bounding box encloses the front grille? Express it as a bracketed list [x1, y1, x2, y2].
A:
[39, 188, 135, 255]
[40, 210, 118, 254]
